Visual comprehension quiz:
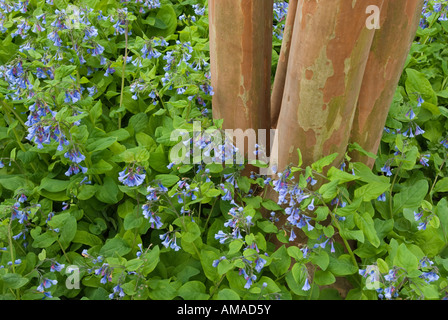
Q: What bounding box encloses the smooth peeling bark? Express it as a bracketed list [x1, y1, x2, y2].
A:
[208, 0, 273, 162]
[271, 0, 299, 129]
[349, 0, 425, 168]
[270, 0, 384, 175]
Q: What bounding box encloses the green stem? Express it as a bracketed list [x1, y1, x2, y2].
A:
[389, 163, 402, 219]
[79, 145, 103, 185]
[8, 216, 21, 300]
[2, 104, 38, 172]
[429, 153, 447, 203]
[118, 22, 129, 130]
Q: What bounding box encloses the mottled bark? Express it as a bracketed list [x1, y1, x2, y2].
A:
[271, 0, 298, 129]
[270, 0, 384, 174]
[208, 0, 273, 160]
[349, 0, 425, 168]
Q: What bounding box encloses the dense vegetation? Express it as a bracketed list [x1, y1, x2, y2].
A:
[0, 0, 447, 300]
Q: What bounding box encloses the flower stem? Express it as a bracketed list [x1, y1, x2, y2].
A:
[118, 22, 129, 130]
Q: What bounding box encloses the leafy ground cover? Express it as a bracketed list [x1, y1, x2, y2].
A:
[0, 0, 447, 300]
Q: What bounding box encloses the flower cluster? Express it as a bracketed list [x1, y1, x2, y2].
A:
[273, 1, 288, 40]
[421, 0, 448, 28]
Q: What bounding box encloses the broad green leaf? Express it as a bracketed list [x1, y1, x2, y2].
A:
[405, 68, 438, 106]
[1, 274, 29, 290]
[354, 212, 380, 248]
[99, 237, 131, 257]
[394, 243, 419, 272]
[311, 153, 339, 173]
[314, 270, 336, 286]
[354, 181, 390, 202]
[327, 167, 360, 184]
[311, 250, 329, 271]
[178, 281, 209, 300]
[327, 254, 358, 276]
[392, 180, 428, 215]
[217, 288, 240, 300]
[269, 245, 290, 278]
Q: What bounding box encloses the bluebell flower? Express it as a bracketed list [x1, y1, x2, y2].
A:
[377, 193, 386, 202]
[37, 278, 57, 292]
[104, 66, 115, 77]
[420, 271, 439, 283]
[419, 257, 434, 268]
[50, 261, 65, 272]
[118, 166, 146, 187]
[214, 230, 228, 244]
[64, 148, 85, 164]
[142, 204, 163, 229]
[65, 163, 87, 176]
[417, 95, 424, 107]
[417, 220, 428, 230]
[384, 286, 395, 300]
[109, 284, 125, 299]
[380, 164, 392, 176]
[414, 211, 423, 221]
[212, 256, 226, 268]
[406, 108, 416, 120]
[419, 154, 430, 167]
[254, 255, 267, 273]
[307, 198, 315, 211]
[302, 278, 311, 291]
[414, 125, 425, 136]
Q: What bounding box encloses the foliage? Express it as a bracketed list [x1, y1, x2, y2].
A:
[0, 0, 447, 300]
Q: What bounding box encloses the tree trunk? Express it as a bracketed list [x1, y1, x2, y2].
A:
[349, 0, 425, 168]
[270, 0, 384, 174]
[271, 0, 299, 129]
[208, 0, 273, 162]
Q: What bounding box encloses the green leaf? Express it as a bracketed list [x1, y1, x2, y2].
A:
[261, 199, 283, 211]
[182, 221, 201, 243]
[327, 254, 358, 276]
[86, 137, 117, 152]
[54, 65, 76, 80]
[1, 274, 29, 290]
[72, 230, 103, 246]
[436, 198, 448, 243]
[311, 153, 339, 173]
[394, 243, 419, 272]
[95, 176, 121, 204]
[327, 167, 360, 184]
[311, 250, 329, 271]
[354, 212, 380, 248]
[178, 281, 209, 300]
[287, 246, 303, 261]
[405, 68, 438, 106]
[434, 178, 448, 193]
[217, 288, 240, 300]
[155, 174, 179, 187]
[32, 231, 58, 248]
[314, 270, 336, 286]
[200, 249, 220, 282]
[99, 237, 131, 257]
[86, 159, 113, 175]
[392, 180, 428, 215]
[39, 177, 70, 193]
[354, 181, 390, 202]
[141, 245, 160, 276]
[269, 245, 291, 278]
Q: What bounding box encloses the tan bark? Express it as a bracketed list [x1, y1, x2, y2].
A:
[349, 0, 425, 168]
[208, 0, 273, 161]
[271, 0, 299, 129]
[270, 0, 385, 174]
